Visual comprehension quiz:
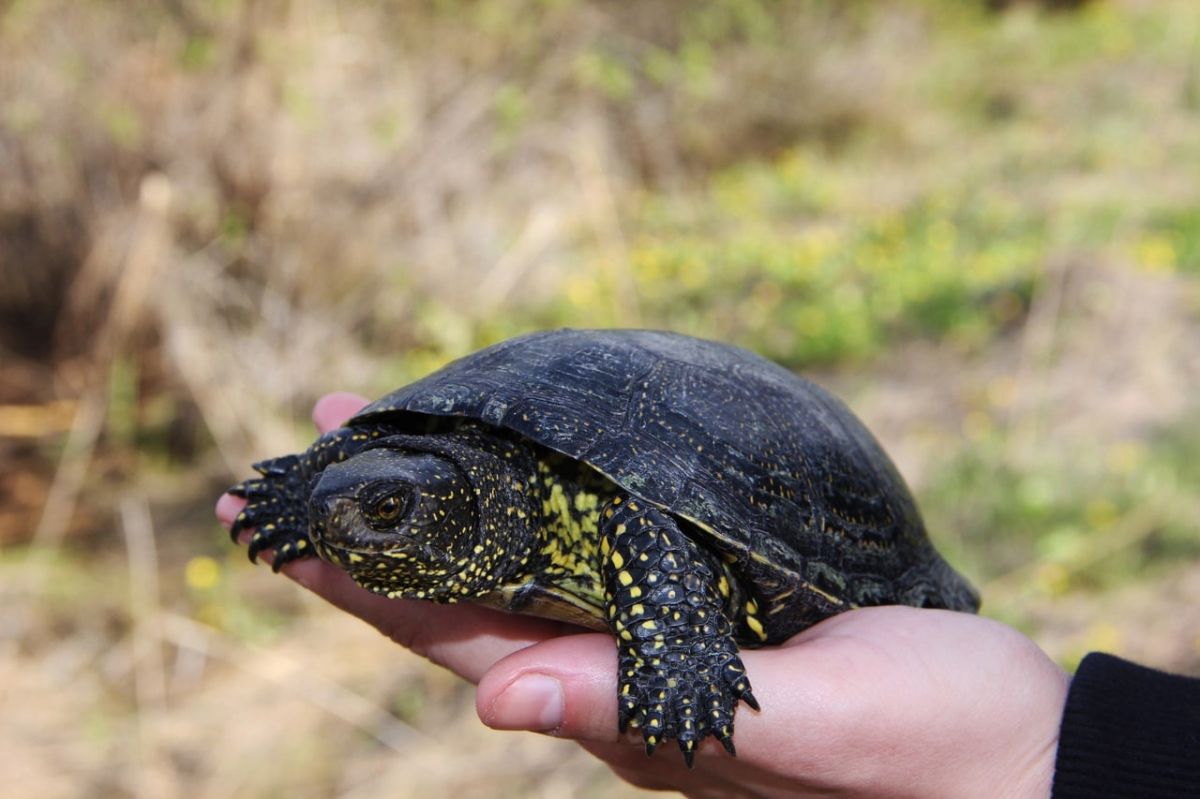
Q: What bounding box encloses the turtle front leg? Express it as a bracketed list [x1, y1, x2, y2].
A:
[600, 496, 758, 767]
[228, 426, 385, 570]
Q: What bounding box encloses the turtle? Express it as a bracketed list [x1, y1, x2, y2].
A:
[229, 328, 979, 766]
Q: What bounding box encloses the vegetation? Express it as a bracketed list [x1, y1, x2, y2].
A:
[3, 0, 1200, 796]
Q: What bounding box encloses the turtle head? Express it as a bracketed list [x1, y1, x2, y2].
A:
[308, 445, 493, 600]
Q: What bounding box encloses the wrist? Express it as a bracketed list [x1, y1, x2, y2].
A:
[992, 664, 1069, 799]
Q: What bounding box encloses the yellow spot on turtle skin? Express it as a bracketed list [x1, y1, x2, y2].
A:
[237, 512, 248, 521]
[628, 586, 642, 599]
[745, 599, 759, 615]
[573, 491, 599, 512]
[615, 523, 626, 535]
[640, 620, 658, 631]
[618, 571, 634, 587]
[646, 735, 657, 746]
[348, 553, 364, 564]
[622, 684, 631, 695]
[610, 551, 625, 569]
[627, 501, 640, 512]
[600, 537, 611, 556]
[612, 496, 622, 506]
[717, 575, 730, 598]
[746, 614, 767, 640]
[295, 539, 308, 550]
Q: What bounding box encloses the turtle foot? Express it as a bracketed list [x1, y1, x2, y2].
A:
[618, 641, 756, 767]
[229, 453, 314, 570]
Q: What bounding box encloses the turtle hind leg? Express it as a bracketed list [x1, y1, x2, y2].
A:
[228, 426, 381, 570]
[600, 497, 757, 768]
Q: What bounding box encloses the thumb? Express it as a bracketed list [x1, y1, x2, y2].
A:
[474, 631, 841, 764]
[476, 633, 620, 741]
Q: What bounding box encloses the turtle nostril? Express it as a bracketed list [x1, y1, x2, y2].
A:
[309, 496, 353, 544]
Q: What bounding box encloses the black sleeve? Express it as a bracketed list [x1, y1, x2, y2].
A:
[1051, 652, 1200, 798]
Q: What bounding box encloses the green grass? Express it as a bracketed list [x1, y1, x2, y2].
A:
[922, 412, 1200, 599]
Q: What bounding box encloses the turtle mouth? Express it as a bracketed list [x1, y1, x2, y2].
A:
[310, 535, 461, 600]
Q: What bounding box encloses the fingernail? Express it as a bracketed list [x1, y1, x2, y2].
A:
[489, 674, 564, 732]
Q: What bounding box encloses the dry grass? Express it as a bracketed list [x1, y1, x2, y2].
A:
[3, 0, 1200, 796]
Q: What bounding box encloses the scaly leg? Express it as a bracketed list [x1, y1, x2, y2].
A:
[600, 496, 758, 767]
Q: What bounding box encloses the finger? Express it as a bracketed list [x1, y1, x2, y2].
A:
[279, 555, 575, 683]
[476, 633, 853, 773]
[312, 392, 370, 433]
[579, 741, 714, 793]
[215, 491, 246, 528]
[477, 633, 616, 737]
[477, 636, 776, 792]
[579, 741, 754, 797]
[217, 490, 568, 682]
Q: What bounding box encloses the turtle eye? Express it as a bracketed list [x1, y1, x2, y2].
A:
[372, 494, 405, 521]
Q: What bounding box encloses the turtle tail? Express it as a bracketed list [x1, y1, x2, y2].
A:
[898, 551, 981, 614]
[927, 553, 981, 613]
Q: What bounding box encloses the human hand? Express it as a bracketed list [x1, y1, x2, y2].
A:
[217, 394, 1069, 799]
[476, 604, 1068, 799]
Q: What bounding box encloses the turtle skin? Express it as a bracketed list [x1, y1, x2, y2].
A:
[229, 329, 979, 766]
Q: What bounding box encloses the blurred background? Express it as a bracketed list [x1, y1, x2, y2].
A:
[3, 0, 1200, 796]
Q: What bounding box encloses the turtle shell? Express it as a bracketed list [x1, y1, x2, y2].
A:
[353, 329, 978, 630]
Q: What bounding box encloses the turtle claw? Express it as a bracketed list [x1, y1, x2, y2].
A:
[643, 734, 660, 758]
[245, 529, 270, 563]
[228, 510, 250, 543]
[680, 744, 694, 769]
[617, 645, 753, 768]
